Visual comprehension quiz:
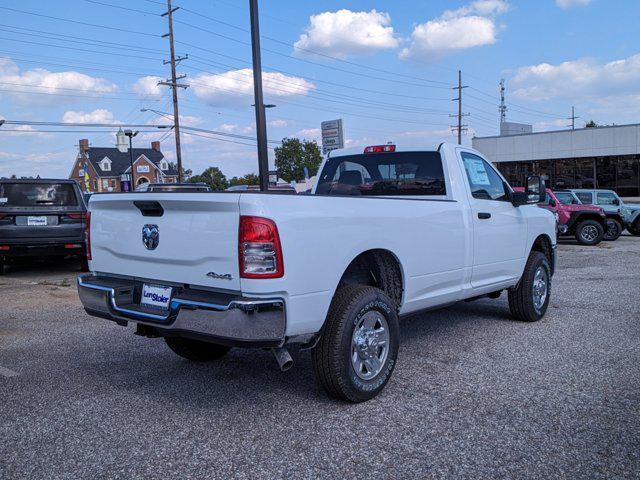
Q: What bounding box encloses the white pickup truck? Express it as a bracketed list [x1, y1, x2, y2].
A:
[78, 143, 556, 402]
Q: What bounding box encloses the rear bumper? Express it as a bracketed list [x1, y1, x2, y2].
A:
[77, 274, 286, 348]
[0, 238, 85, 257]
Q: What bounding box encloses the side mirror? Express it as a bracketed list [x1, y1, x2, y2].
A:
[549, 199, 556, 207]
[613, 198, 620, 206]
[511, 175, 545, 207]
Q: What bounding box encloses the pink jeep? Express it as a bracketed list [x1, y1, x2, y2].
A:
[515, 188, 607, 245]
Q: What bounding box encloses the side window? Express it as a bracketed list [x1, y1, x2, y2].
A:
[461, 152, 508, 201]
[575, 192, 593, 204]
[596, 192, 617, 205]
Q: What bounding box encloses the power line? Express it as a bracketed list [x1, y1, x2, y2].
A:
[175, 6, 452, 87]
[0, 6, 159, 37]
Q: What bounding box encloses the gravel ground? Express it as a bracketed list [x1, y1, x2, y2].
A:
[1, 238, 639, 479]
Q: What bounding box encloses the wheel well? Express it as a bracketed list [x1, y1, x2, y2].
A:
[575, 213, 605, 225]
[338, 249, 404, 309]
[531, 235, 554, 275]
[605, 213, 623, 223]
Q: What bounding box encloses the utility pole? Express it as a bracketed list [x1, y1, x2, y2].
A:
[499, 78, 507, 124]
[451, 70, 469, 145]
[249, 0, 270, 192]
[159, 0, 188, 182]
[568, 106, 579, 130]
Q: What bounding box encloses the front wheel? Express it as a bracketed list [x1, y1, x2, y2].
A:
[575, 220, 604, 245]
[508, 251, 551, 322]
[603, 219, 622, 241]
[313, 285, 399, 403]
[164, 337, 230, 362]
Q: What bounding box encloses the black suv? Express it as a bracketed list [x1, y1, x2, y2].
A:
[0, 179, 88, 274]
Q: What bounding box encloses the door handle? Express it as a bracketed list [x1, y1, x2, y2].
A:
[478, 212, 491, 219]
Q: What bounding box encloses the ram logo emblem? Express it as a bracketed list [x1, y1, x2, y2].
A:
[142, 224, 160, 250]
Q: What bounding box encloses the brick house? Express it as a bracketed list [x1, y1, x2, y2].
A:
[69, 129, 178, 193]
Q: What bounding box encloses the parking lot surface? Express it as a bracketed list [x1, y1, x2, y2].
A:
[1, 237, 639, 479]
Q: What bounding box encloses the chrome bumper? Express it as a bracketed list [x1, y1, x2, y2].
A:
[77, 274, 286, 347]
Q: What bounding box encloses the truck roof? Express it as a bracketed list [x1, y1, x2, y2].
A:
[326, 142, 449, 159]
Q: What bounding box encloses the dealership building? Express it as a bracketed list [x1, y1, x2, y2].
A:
[472, 123, 640, 198]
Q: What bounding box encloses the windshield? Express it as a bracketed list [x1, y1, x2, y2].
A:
[554, 192, 580, 205]
[315, 151, 446, 196]
[0, 182, 79, 207]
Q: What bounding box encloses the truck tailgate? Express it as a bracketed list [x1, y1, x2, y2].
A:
[89, 193, 241, 291]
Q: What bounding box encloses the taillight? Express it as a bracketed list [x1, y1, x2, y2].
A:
[85, 211, 92, 260]
[67, 212, 86, 220]
[364, 144, 396, 154]
[238, 216, 283, 279]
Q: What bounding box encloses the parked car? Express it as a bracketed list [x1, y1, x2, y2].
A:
[0, 179, 88, 274]
[572, 189, 640, 237]
[515, 187, 607, 245]
[77, 143, 556, 402]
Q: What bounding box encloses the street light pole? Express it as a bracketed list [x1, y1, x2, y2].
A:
[249, 0, 270, 192]
[124, 130, 139, 191]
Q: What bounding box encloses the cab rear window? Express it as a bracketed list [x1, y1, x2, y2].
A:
[315, 152, 446, 196]
[0, 182, 79, 207]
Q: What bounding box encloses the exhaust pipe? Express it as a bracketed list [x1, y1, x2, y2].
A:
[272, 347, 293, 372]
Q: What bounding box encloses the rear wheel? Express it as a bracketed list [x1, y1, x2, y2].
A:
[575, 220, 604, 245]
[628, 220, 640, 236]
[312, 285, 399, 403]
[603, 219, 622, 241]
[0, 257, 5, 276]
[164, 337, 230, 362]
[508, 251, 551, 322]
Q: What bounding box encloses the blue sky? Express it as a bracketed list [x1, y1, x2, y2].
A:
[0, 0, 639, 179]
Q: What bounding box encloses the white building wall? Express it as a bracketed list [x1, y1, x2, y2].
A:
[473, 124, 640, 163]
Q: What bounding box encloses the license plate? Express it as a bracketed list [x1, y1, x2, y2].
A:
[27, 216, 47, 226]
[140, 284, 172, 310]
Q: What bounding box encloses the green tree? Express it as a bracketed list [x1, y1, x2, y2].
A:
[229, 173, 259, 186]
[274, 137, 323, 183]
[167, 162, 192, 179]
[189, 166, 228, 191]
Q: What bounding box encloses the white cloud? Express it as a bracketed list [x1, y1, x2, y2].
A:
[191, 69, 315, 107]
[268, 119, 288, 128]
[511, 53, 640, 101]
[296, 128, 321, 141]
[294, 9, 399, 59]
[132, 76, 164, 98]
[62, 109, 119, 124]
[0, 57, 117, 105]
[0, 125, 49, 138]
[400, 0, 508, 61]
[145, 114, 202, 127]
[218, 124, 238, 133]
[555, 0, 590, 9]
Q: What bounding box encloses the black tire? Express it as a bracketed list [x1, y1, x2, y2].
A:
[508, 251, 551, 322]
[312, 285, 399, 403]
[628, 221, 640, 236]
[603, 219, 622, 241]
[164, 337, 230, 362]
[0, 257, 5, 276]
[574, 220, 604, 245]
